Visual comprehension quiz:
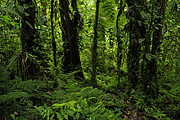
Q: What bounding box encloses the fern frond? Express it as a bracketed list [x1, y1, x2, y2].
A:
[0, 91, 29, 103]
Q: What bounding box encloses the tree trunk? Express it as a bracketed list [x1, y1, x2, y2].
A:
[18, 0, 42, 80]
[148, 0, 166, 98]
[59, 0, 84, 79]
[116, 0, 124, 87]
[91, 0, 100, 87]
[51, 0, 57, 67]
[126, 0, 146, 89]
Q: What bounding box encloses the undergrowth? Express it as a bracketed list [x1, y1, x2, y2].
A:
[0, 66, 179, 120]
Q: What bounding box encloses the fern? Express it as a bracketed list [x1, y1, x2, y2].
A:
[0, 91, 29, 103]
[35, 81, 120, 120]
[0, 69, 50, 120]
[10, 80, 47, 92]
[171, 83, 180, 93]
[101, 1, 115, 22]
[0, 66, 10, 94]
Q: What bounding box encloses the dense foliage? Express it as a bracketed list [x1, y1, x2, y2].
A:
[0, 0, 179, 120]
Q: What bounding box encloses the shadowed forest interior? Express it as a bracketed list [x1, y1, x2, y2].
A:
[0, 0, 179, 119]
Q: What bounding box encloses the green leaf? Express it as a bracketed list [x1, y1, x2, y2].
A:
[67, 101, 77, 107]
[10, 22, 18, 26]
[6, 1, 14, 8]
[10, 114, 15, 120]
[67, 110, 74, 116]
[60, 108, 65, 116]
[76, 113, 80, 119]
[63, 113, 68, 120]
[3, 15, 11, 21]
[24, 12, 29, 16]
[75, 104, 82, 112]
[56, 112, 63, 120]
[53, 103, 66, 108]
[23, 4, 30, 9]
[171, 83, 180, 92]
[138, 38, 145, 43]
[17, 5, 24, 13]
[0, 92, 29, 103]
[146, 53, 152, 61]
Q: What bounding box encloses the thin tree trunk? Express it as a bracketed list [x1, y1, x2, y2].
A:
[116, 0, 124, 87]
[91, 0, 100, 87]
[141, 1, 154, 96]
[51, 0, 57, 67]
[148, 0, 166, 98]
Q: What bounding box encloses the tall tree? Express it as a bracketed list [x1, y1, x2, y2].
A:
[147, 0, 166, 97]
[91, 0, 100, 87]
[18, 0, 42, 80]
[140, 1, 152, 96]
[59, 0, 84, 79]
[116, 0, 124, 87]
[51, 0, 57, 67]
[126, 0, 146, 89]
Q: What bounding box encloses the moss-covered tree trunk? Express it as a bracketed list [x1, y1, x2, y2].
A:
[126, 0, 146, 89]
[147, 0, 166, 98]
[19, 0, 42, 80]
[59, 0, 84, 79]
[116, 0, 124, 87]
[91, 0, 100, 87]
[51, 0, 57, 67]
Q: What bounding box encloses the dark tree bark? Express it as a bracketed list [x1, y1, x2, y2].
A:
[91, 0, 100, 87]
[51, 0, 57, 67]
[18, 0, 42, 80]
[59, 0, 84, 79]
[126, 0, 146, 89]
[147, 0, 166, 97]
[140, 1, 155, 97]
